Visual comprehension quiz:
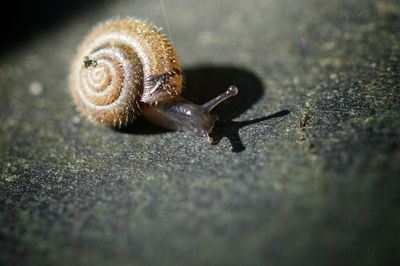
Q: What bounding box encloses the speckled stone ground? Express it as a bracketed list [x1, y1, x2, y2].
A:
[1, 0, 399, 265]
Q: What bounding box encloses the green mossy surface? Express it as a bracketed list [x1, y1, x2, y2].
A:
[1, 0, 399, 265]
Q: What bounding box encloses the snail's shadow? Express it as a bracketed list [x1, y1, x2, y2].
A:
[182, 65, 264, 121]
[119, 65, 290, 152]
[209, 110, 290, 152]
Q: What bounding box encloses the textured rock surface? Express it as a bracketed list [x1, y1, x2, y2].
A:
[1, 0, 399, 265]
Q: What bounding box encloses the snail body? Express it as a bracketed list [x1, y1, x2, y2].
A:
[70, 18, 237, 137]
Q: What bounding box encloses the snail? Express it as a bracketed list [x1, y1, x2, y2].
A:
[69, 18, 238, 137]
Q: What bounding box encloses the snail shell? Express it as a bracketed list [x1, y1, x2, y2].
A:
[69, 18, 182, 127]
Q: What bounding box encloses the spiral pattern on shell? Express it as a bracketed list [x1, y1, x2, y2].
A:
[69, 18, 183, 127]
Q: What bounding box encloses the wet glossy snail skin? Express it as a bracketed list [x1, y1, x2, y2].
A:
[69, 18, 238, 137]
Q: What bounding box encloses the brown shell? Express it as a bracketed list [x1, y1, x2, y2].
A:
[69, 18, 183, 127]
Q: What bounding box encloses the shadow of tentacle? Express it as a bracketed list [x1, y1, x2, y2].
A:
[210, 110, 291, 153]
[186, 66, 291, 152]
